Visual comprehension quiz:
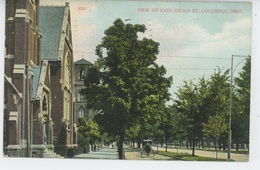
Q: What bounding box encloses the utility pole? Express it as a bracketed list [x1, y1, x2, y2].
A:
[228, 55, 233, 160]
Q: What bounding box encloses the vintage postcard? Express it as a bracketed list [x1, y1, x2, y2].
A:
[1, 0, 259, 169]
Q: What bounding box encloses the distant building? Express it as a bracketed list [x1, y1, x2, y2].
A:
[74, 58, 96, 121]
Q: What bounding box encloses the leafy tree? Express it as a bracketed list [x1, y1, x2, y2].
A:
[160, 107, 180, 152]
[77, 118, 101, 151]
[207, 69, 230, 150]
[152, 124, 164, 151]
[174, 80, 200, 156]
[233, 56, 251, 150]
[203, 114, 228, 158]
[82, 18, 172, 159]
[208, 69, 230, 117]
[194, 77, 210, 148]
[102, 132, 116, 147]
[174, 69, 230, 155]
[125, 123, 141, 147]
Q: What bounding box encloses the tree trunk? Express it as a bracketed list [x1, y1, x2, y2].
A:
[215, 139, 218, 159]
[222, 141, 226, 150]
[241, 143, 245, 149]
[218, 139, 222, 150]
[118, 133, 124, 159]
[165, 139, 168, 152]
[192, 139, 195, 156]
[91, 144, 93, 151]
[137, 139, 141, 148]
[236, 142, 239, 151]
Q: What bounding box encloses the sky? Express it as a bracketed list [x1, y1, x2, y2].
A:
[40, 0, 252, 102]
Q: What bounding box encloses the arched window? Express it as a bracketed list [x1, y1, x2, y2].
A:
[42, 96, 47, 111]
[79, 69, 85, 80]
[78, 106, 85, 118]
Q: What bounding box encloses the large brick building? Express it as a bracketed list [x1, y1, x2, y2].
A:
[4, 1, 77, 157]
[39, 3, 77, 155]
[4, 0, 42, 157]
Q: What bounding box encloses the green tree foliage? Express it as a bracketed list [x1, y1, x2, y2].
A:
[206, 69, 230, 149]
[82, 18, 172, 159]
[232, 56, 251, 150]
[203, 114, 228, 158]
[203, 114, 228, 159]
[203, 114, 228, 142]
[174, 69, 230, 155]
[125, 123, 141, 147]
[174, 80, 201, 156]
[152, 124, 164, 150]
[77, 118, 101, 149]
[102, 133, 116, 147]
[208, 69, 230, 118]
[160, 107, 180, 152]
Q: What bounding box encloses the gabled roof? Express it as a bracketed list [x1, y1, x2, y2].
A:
[31, 61, 49, 101]
[31, 66, 41, 100]
[74, 58, 93, 65]
[4, 75, 22, 99]
[39, 6, 65, 61]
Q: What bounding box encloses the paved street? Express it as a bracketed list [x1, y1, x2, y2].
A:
[73, 147, 172, 160]
[73, 147, 118, 159]
[125, 150, 172, 160]
[72, 145, 248, 161]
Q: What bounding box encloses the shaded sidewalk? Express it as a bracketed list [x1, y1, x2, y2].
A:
[73, 147, 118, 159]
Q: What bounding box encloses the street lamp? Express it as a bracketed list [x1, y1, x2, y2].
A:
[228, 55, 247, 160]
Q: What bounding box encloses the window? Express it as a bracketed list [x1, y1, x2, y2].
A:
[77, 93, 80, 102]
[80, 93, 85, 101]
[77, 92, 85, 102]
[78, 106, 85, 118]
[79, 69, 85, 80]
[42, 96, 47, 111]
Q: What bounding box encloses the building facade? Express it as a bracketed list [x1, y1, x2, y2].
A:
[74, 58, 95, 121]
[30, 61, 55, 157]
[39, 3, 77, 155]
[4, 0, 42, 157]
[4, 1, 77, 157]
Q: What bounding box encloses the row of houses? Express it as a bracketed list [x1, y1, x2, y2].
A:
[3, 0, 93, 157]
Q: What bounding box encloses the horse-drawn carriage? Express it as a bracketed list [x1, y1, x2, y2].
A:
[141, 140, 154, 157]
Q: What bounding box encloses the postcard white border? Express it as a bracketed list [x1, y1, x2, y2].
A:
[0, 0, 259, 170]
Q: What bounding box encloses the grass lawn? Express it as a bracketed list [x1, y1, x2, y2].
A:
[155, 151, 232, 161]
[201, 148, 249, 154]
